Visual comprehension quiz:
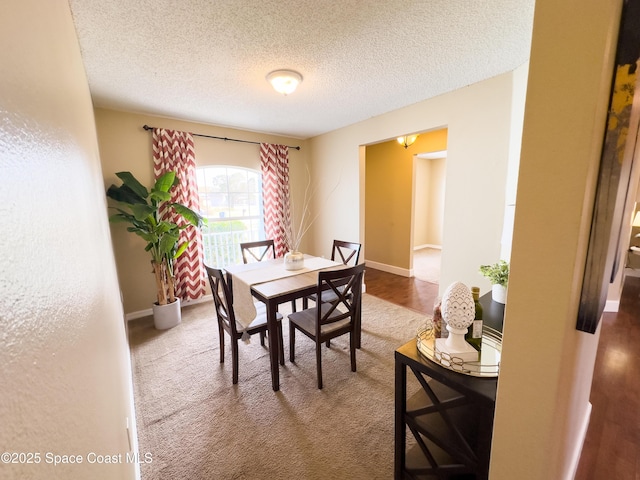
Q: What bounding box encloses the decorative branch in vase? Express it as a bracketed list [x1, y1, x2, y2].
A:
[280, 165, 339, 270]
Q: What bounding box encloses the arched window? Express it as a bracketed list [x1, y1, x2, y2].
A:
[196, 166, 264, 267]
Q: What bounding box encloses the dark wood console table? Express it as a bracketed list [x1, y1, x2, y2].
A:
[394, 293, 503, 479]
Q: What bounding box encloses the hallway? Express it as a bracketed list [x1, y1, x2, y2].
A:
[575, 275, 640, 479]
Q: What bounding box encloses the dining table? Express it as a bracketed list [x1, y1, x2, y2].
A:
[224, 255, 343, 391]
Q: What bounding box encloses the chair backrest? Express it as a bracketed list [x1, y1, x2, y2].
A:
[315, 263, 366, 329]
[240, 239, 276, 264]
[204, 265, 239, 336]
[331, 240, 362, 266]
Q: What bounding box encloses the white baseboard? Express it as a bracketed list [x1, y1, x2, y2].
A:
[125, 308, 153, 322]
[125, 295, 212, 322]
[414, 244, 442, 251]
[604, 299, 619, 312]
[364, 259, 411, 277]
[625, 267, 640, 277]
[568, 402, 592, 480]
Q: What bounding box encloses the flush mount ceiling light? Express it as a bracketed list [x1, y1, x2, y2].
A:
[397, 134, 419, 149]
[266, 69, 303, 95]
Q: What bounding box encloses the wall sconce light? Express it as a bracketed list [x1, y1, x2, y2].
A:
[633, 211, 640, 227]
[397, 134, 418, 148]
[266, 69, 303, 95]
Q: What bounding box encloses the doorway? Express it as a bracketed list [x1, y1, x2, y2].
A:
[363, 128, 447, 280]
[412, 150, 446, 284]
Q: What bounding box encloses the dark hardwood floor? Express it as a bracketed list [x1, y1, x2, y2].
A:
[364, 267, 439, 315]
[365, 268, 640, 479]
[575, 275, 640, 479]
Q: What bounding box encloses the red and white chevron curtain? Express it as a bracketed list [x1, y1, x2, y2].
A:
[152, 128, 206, 301]
[260, 143, 290, 257]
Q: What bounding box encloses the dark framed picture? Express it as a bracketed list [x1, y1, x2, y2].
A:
[577, 0, 640, 333]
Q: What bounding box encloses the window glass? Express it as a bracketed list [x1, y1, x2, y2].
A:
[197, 166, 264, 267]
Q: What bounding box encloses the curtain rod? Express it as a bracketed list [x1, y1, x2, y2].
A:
[142, 125, 301, 150]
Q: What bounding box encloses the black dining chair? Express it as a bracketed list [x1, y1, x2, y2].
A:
[288, 263, 366, 389]
[241, 239, 298, 313]
[304, 240, 361, 306]
[331, 240, 362, 266]
[304, 240, 363, 346]
[205, 265, 284, 384]
[240, 239, 276, 263]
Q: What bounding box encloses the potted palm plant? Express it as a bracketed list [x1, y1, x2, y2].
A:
[106, 171, 205, 329]
[479, 260, 509, 304]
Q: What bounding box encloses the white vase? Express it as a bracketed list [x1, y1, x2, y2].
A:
[284, 251, 305, 270]
[492, 284, 507, 304]
[152, 298, 181, 330]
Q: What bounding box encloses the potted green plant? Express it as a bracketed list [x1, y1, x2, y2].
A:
[479, 260, 509, 304]
[106, 171, 205, 329]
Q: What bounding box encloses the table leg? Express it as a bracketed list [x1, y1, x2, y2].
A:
[355, 297, 362, 349]
[394, 356, 407, 478]
[267, 299, 280, 391]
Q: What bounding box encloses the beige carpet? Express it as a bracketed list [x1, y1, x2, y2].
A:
[128, 294, 426, 479]
[413, 248, 441, 284]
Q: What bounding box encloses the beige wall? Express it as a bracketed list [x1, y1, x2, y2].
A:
[95, 108, 309, 315]
[413, 158, 431, 247]
[1, 2, 137, 479]
[309, 68, 524, 295]
[365, 140, 414, 268]
[490, 0, 623, 479]
[413, 156, 446, 248]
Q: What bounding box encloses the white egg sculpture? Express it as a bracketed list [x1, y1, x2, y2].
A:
[441, 281, 475, 331]
[435, 281, 479, 362]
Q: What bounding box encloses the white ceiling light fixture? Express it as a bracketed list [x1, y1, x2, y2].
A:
[266, 69, 303, 95]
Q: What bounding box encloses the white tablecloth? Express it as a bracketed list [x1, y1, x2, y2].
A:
[230, 256, 339, 331]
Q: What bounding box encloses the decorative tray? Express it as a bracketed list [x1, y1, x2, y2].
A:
[416, 318, 502, 378]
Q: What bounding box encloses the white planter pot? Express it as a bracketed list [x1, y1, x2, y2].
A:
[284, 251, 305, 271]
[492, 284, 507, 304]
[152, 298, 181, 330]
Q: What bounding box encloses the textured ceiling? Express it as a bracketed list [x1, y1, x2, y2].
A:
[68, 0, 535, 139]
